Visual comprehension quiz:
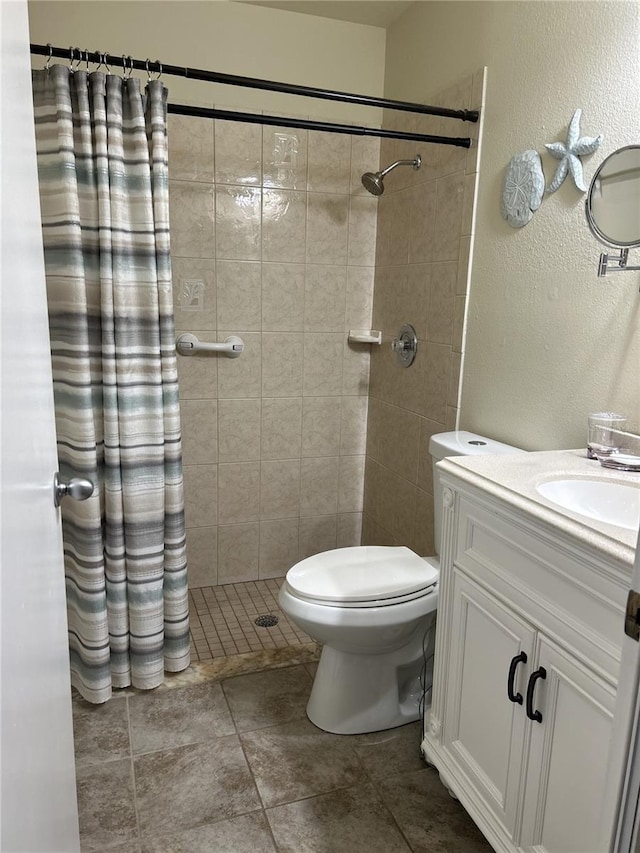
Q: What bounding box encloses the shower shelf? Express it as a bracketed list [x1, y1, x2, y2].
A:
[348, 330, 382, 345]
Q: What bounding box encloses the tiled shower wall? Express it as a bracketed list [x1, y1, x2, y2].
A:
[363, 70, 485, 552]
[168, 113, 380, 587]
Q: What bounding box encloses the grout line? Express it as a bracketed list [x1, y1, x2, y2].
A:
[366, 771, 418, 853]
[124, 695, 142, 847]
[263, 777, 378, 814]
[227, 685, 273, 824]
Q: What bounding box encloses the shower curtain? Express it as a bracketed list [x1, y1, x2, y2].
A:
[32, 64, 190, 703]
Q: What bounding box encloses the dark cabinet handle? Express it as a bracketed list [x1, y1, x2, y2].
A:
[507, 651, 527, 704]
[526, 666, 547, 723]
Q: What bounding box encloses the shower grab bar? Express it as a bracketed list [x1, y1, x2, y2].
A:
[176, 333, 244, 358]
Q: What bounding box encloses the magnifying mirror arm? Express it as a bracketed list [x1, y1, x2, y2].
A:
[585, 145, 640, 286]
[598, 248, 640, 280]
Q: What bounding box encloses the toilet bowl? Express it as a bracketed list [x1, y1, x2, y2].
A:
[279, 430, 523, 735]
[280, 546, 439, 735]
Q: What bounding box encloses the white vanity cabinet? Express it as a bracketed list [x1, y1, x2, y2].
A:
[423, 461, 631, 853]
[518, 635, 615, 852]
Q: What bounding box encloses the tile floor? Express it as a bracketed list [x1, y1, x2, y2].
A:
[73, 663, 492, 853]
[189, 578, 311, 662]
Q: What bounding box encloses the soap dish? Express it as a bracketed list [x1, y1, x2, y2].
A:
[348, 329, 382, 345]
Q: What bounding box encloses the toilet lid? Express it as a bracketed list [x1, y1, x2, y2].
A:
[286, 546, 439, 604]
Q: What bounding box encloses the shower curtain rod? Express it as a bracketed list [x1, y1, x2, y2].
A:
[30, 43, 479, 124]
[167, 103, 472, 147]
[30, 43, 476, 145]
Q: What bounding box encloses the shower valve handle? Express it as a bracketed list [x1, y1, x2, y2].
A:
[391, 324, 418, 368]
[392, 337, 410, 353]
[53, 472, 94, 507]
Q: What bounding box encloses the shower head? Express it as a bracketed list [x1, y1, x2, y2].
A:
[361, 171, 385, 196]
[361, 155, 421, 196]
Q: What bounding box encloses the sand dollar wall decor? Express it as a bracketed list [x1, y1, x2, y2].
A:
[501, 149, 545, 228]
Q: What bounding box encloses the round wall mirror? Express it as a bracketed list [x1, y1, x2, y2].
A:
[585, 145, 640, 248]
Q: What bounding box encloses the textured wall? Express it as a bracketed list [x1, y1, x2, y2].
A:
[170, 116, 379, 586]
[385, 1, 640, 450]
[363, 71, 483, 551]
[27, 0, 385, 123]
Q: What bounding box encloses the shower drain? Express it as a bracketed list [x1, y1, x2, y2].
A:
[255, 614, 279, 628]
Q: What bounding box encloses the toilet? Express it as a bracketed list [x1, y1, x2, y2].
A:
[279, 430, 523, 734]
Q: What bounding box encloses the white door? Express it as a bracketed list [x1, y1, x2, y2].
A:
[0, 2, 80, 850]
[444, 570, 534, 837]
[519, 636, 616, 853]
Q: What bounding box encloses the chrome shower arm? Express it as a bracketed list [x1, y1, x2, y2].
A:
[361, 154, 421, 195]
[379, 157, 421, 178]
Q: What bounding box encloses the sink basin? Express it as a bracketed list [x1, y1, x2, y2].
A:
[536, 479, 640, 531]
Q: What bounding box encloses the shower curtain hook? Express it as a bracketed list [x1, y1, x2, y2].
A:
[122, 56, 134, 80]
[145, 58, 152, 81]
[84, 49, 89, 73]
[98, 51, 110, 74]
[69, 46, 78, 72]
[45, 43, 53, 72]
[153, 60, 162, 80]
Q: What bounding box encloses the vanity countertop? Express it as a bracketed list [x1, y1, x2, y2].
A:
[439, 449, 639, 567]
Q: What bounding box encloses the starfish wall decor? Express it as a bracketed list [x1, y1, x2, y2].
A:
[545, 109, 603, 193]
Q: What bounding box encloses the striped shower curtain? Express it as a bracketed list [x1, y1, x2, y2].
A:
[32, 64, 190, 703]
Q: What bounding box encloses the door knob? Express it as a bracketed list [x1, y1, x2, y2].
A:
[53, 472, 94, 507]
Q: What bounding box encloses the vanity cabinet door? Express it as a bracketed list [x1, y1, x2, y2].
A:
[444, 569, 535, 837]
[518, 636, 616, 853]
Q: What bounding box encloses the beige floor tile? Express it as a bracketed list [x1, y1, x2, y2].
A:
[376, 767, 492, 852]
[351, 720, 425, 780]
[72, 694, 130, 768]
[134, 736, 261, 838]
[128, 681, 235, 755]
[90, 844, 141, 853]
[71, 522, 503, 852]
[74, 633, 496, 853]
[266, 783, 411, 852]
[222, 665, 312, 733]
[76, 759, 137, 852]
[240, 717, 366, 808]
[140, 812, 276, 853]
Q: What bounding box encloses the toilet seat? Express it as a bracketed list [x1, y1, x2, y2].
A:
[285, 546, 439, 609]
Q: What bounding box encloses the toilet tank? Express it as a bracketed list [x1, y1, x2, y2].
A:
[428, 431, 524, 556]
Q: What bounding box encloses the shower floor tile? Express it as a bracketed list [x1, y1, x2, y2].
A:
[188, 577, 311, 662]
